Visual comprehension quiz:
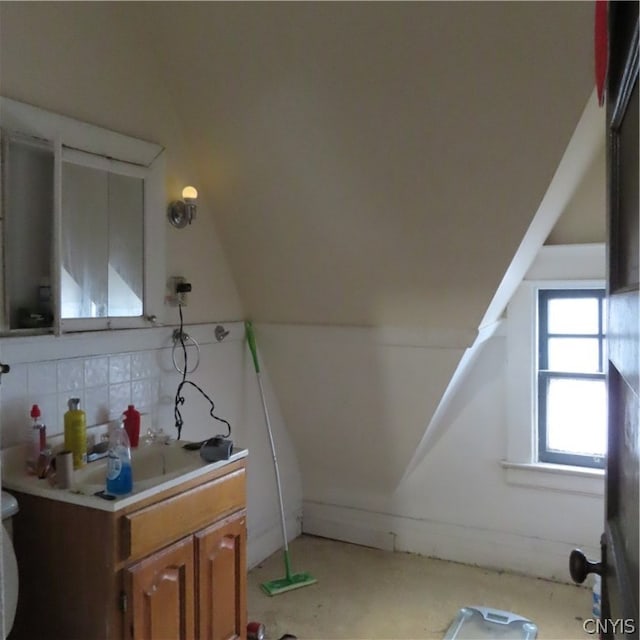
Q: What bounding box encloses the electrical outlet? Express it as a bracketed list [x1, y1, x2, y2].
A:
[166, 276, 190, 306]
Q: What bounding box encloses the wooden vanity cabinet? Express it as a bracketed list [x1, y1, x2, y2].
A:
[125, 535, 196, 640]
[124, 510, 247, 640]
[10, 458, 247, 640]
[195, 512, 247, 640]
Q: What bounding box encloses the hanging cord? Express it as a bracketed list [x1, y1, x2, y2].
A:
[173, 303, 232, 441]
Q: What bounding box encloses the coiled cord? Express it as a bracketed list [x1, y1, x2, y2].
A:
[173, 304, 232, 441]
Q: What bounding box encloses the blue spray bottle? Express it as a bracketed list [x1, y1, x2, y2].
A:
[106, 420, 133, 495]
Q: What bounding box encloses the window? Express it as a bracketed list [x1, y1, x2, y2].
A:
[503, 244, 605, 495]
[537, 289, 606, 468]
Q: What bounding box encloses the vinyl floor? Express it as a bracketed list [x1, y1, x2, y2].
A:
[248, 535, 593, 640]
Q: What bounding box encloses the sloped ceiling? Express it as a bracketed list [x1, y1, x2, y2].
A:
[136, 1, 594, 331]
[547, 142, 606, 245]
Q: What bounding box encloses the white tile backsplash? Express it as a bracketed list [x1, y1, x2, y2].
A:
[131, 351, 156, 380]
[109, 382, 131, 420]
[84, 385, 110, 426]
[84, 357, 109, 388]
[0, 322, 242, 448]
[3, 363, 27, 406]
[109, 355, 131, 384]
[1, 364, 28, 447]
[38, 394, 60, 435]
[27, 361, 58, 396]
[131, 378, 160, 410]
[57, 359, 85, 393]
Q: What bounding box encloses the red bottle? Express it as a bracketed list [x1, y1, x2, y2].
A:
[123, 405, 140, 448]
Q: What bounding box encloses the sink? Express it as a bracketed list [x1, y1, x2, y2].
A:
[73, 442, 207, 496]
[1, 436, 247, 511]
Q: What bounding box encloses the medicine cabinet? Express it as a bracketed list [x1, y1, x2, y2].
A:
[0, 97, 165, 335]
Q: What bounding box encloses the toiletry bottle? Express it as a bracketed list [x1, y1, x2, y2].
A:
[106, 421, 133, 495]
[26, 404, 46, 474]
[64, 398, 87, 470]
[123, 404, 141, 448]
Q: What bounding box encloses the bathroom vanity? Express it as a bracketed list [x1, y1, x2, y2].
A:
[4, 444, 248, 640]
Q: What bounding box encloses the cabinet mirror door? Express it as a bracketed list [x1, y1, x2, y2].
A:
[0, 96, 166, 335]
[1, 132, 55, 332]
[61, 149, 145, 321]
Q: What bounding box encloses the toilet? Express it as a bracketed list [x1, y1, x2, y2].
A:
[1, 491, 19, 639]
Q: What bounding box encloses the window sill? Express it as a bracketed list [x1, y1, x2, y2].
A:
[500, 461, 604, 497]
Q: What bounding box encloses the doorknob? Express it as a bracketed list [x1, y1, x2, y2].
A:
[0, 362, 10, 384]
[570, 548, 602, 583]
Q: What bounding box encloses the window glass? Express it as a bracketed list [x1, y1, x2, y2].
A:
[538, 289, 606, 468]
[547, 297, 600, 334]
[547, 337, 600, 372]
[545, 377, 607, 456]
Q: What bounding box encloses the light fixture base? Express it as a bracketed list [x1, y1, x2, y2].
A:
[168, 200, 195, 228]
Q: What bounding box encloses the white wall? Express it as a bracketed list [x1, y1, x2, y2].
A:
[280, 248, 605, 582]
[282, 327, 603, 582]
[395, 334, 602, 580]
[257, 324, 468, 507]
[0, 325, 302, 569]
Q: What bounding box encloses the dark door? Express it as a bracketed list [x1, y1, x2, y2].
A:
[570, 3, 639, 639]
[603, 1, 639, 635]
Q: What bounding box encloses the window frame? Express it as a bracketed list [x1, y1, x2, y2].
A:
[536, 288, 606, 469]
[503, 243, 606, 496]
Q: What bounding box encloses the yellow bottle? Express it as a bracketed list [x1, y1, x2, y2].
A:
[64, 398, 87, 470]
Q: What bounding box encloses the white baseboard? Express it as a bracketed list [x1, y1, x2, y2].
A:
[303, 506, 396, 551]
[302, 500, 599, 584]
[247, 510, 302, 569]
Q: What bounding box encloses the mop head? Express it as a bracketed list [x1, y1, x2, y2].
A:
[261, 571, 317, 596]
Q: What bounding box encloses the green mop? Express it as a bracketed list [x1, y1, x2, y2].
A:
[245, 321, 317, 596]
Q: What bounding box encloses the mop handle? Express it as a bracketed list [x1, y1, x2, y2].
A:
[246, 320, 261, 373]
[256, 373, 290, 556]
[245, 322, 291, 562]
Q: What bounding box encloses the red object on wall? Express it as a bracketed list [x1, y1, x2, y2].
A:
[123, 404, 141, 448]
[595, 0, 608, 106]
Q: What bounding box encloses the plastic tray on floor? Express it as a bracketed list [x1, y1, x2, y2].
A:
[443, 607, 538, 640]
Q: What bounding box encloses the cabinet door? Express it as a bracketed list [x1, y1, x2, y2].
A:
[195, 511, 247, 640]
[125, 536, 195, 640]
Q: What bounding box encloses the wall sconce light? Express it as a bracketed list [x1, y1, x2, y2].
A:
[168, 186, 198, 228]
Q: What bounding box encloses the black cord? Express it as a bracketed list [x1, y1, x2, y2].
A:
[173, 303, 232, 441]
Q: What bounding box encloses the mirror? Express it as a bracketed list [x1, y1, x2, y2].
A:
[2, 134, 55, 331]
[61, 155, 144, 319]
[0, 96, 166, 335]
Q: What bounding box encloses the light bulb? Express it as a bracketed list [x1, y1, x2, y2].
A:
[182, 186, 198, 201]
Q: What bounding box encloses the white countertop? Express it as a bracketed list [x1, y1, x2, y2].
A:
[2, 442, 247, 512]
